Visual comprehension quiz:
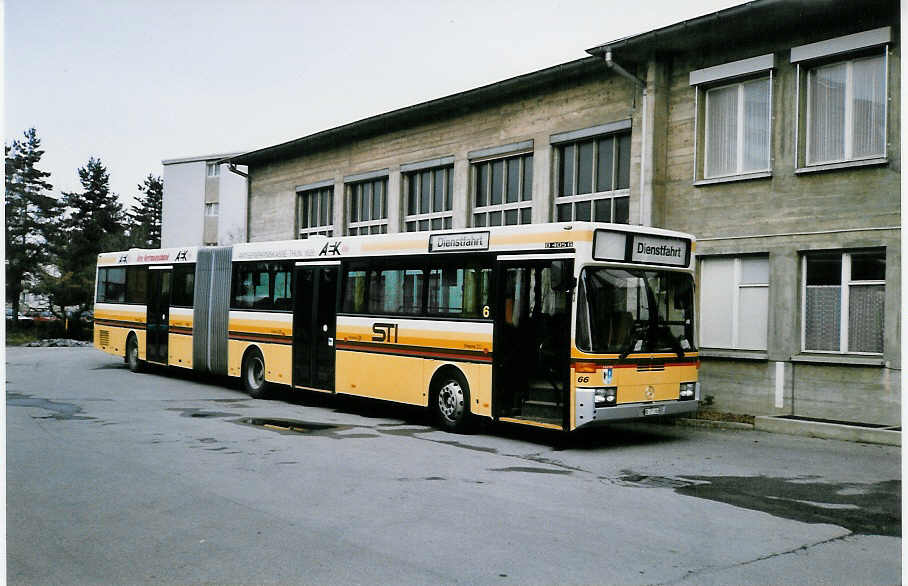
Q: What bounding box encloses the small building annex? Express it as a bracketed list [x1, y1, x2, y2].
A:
[228, 0, 900, 425]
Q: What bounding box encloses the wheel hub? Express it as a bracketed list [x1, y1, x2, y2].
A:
[438, 381, 464, 421]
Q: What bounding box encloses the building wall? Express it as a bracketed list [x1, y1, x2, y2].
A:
[658, 25, 900, 424]
[162, 161, 206, 248]
[247, 74, 641, 242]
[162, 160, 247, 247]
[219, 164, 248, 244]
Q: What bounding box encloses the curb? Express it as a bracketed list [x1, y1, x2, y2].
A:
[675, 418, 754, 431]
[754, 416, 900, 446]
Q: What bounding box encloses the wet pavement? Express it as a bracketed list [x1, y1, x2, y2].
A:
[6, 347, 901, 585]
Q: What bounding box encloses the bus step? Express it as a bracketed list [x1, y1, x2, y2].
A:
[522, 400, 562, 420]
[527, 384, 561, 403]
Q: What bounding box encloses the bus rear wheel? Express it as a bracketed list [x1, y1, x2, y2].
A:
[242, 348, 270, 399]
[126, 335, 143, 373]
[432, 372, 471, 432]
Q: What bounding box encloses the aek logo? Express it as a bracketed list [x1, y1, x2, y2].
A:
[319, 241, 342, 256]
[175, 249, 189, 261]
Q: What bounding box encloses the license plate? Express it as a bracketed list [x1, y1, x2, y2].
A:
[643, 406, 665, 416]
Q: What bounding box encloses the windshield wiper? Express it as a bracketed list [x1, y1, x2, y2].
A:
[618, 324, 647, 361]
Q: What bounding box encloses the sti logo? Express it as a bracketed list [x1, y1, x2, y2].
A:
[319, 241, 342, 256]
[175, 249, 189, 261]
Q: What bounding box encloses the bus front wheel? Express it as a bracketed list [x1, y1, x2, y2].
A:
[432, 372, 471, 432]
[242, 348, 270, 399]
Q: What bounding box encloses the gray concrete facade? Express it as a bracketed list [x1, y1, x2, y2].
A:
[162, 153, 248, 247]
[232, 0, 900, 424]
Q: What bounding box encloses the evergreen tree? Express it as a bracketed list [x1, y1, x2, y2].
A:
[128, 174, 163, 248]
[42, 157, 126, 318]
[5, 128, 56, 321]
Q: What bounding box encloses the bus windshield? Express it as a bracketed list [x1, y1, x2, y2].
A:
[576, 267, 695, 356]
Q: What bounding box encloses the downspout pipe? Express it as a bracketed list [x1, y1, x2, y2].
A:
[595, 49, 649, 226]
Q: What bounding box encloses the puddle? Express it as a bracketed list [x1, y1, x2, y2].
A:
[234, 417, 379, 440]
[90, 363, 128, 370]
[488, 466, 572, 475]
[7, 392, 94, 420]
[613, 472, 900, 537]
[167, 408, 237, 419]
[398, 476, 447, 482]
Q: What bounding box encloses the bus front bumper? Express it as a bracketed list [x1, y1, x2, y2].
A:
[575, 386, 700, 429]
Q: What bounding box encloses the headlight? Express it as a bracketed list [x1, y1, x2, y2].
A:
[594, 387, 617, 406]
[679, 382, 696, 400]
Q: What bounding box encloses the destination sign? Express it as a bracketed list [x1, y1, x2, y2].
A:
[593, 230, 690, 267]
[429, 231, 490, 253]
[630, 234, 689, 266]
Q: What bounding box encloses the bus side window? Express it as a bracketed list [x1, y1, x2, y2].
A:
[272, 263, 293, 311]
[99, 267, 126, 303]
[342, 270, 368, 313]
[172, 265, 195, 307]
[231, 264, 257, 310]
[126, 267, 147, 304]
[369, 269, 423, 315]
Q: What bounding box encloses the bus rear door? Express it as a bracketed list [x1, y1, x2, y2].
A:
[293, 262, 339, 391]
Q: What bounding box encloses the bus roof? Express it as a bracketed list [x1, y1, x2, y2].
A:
[97, 222, 696, 266]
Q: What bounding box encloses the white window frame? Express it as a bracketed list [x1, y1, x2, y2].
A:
[689, 54, 775, 184]
[804, 53, 888, 166]
[800, 250, 885, 355]
[470, 152, 533, 227]
[347, 177, 388, 236]
[791, 28, 891, 171]
[553, 133, 629, 223]
[297, 187, 334, 239]
[700, 256, 769, 350]
[702, 76, 773, 179]
[403, 165, 454, 232]
[206, 162, 220, 177]
[204, 202, 219, 217]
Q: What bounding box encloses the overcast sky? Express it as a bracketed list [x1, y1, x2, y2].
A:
[5, 0, 744, 208]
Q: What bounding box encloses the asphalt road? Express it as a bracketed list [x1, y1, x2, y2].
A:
[6, 347, 901, 585]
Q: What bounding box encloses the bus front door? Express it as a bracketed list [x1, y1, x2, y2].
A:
[293, 264, 338, 391]
[146, 267, 172, 364]
[494, 259, 572, 428]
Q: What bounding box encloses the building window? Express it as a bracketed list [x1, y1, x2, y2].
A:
[297, 187, 334, 238]
[791, 28, 891, 170]
[699, 256, 769, 350]
[472, 153, 532, 227]
[348, 178, 388, 235]
[205, 202, 219, 217]
[802, 250, 885, 354]
[805, 55, 886, 165]
[404, 166, 453, 232]
[555, 133, 629, 223]
[704, 78, 771, 178]
[206, 162, 219, 177]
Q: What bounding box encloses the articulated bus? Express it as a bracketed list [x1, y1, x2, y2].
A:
[94, 222, 699, 432]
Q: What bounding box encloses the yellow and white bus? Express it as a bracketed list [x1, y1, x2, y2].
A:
[94, 222, 699, 432]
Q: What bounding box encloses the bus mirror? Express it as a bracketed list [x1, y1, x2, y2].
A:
[550, 261, 576, 292]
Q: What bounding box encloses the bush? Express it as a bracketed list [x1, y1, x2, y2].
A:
[6, 318, 92, 341]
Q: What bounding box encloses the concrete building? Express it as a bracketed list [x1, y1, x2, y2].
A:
[228, 0, 900, 425]
[161, 153, 248, 247]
